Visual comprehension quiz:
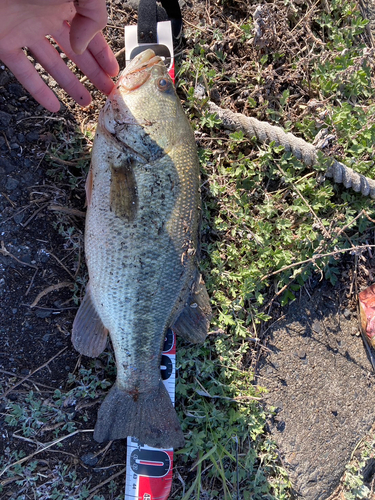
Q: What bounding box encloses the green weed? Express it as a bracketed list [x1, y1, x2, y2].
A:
[174, 0, 375, 497]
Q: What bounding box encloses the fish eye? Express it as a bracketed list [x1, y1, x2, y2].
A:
[157, 78, 170, 91]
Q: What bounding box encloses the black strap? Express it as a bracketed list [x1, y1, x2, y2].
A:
[160, 0, 182, 39]
[137, 0, 182, 44]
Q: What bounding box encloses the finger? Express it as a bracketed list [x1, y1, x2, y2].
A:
[54, 22, 115, 95]
[0, 49, 60, 112]
[70, 0, 108, 54]
[87, 32, 119, 77]
[29, 38, 92, 107]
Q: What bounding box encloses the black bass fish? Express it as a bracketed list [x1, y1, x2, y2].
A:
[72, 49, 211, 449]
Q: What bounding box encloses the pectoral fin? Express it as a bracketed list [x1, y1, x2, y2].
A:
[85, 166, 93, 207]
[172, 274, 211, 343]
[72, 284, 108, 357]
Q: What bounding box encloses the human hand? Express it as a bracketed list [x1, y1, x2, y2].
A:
[0, 0, 120, 112]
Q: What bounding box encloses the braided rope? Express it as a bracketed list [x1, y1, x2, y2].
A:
[208, 102, 375, 199]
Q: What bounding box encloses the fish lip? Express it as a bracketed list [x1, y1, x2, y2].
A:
[117, 49, 163, 91]
[122, 50, 163, 77]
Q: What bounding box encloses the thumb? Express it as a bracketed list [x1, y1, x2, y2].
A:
[70, 1, 108, 54]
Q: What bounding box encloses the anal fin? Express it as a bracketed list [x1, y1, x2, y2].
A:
[172, 274, 211, 343]
[72, 283, 108, 357]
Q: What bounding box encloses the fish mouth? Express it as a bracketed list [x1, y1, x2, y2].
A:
[119, 50, 163, 91]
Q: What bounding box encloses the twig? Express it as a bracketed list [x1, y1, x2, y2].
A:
[0, 368, 57, 391]
[264, 282, 290, 311]
[1, 347, 67, 399]
[48, 205, 86, 218]
[93, 463, 126, 471]
[1, 205, 32, 225]
[0, 475, 23, 487]
[276, 163, 330, 238]
[12, 433, 43, 447]
[48, 154, 86, 167]
[260, 244, 375, 282]
[30, 282, 73, 308]
[21, 202, 49, 228]
[25, 268, 38, 296]
[195, 378, 261, 401]
[22, 304, 77, 311]
[0, 429, 93, 477]
[291, 0, 321, 34]
[16, 115, 67, 124]
[2, 131, 10, 151]
[49, 252, 76, 280]
[86, 467, 127, 500]
[92, 441, 113, 466]
[0, 191, 16, 207]
[0, 241, 38, 269]
[336, 209, 366, 238]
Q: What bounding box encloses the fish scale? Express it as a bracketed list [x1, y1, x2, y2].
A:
[72, 49, 211, 449]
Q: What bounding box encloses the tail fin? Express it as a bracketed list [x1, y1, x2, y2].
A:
[93, 381, 184, 449]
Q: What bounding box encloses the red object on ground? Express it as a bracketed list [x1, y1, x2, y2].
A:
[359, 284, 375, 347]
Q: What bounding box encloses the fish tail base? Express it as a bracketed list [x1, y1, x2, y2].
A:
[93, 381, 184, 449]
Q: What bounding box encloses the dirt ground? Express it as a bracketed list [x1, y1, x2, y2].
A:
[257, 276, 375, 499]
[1, 0, 375, 499]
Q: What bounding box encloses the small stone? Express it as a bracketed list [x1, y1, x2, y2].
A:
[36, 249, 50, 264]
[312, 320, 322, 334]
[25, 131, 39, 142]
[23, 172, 34, 185]
[0, 158, 16, 173]
[35, 309, 52, 318]
[0, 71, 10, 87]
[5, 177, 19, 191]
[8, 190, 20, 202]
[81, 452, 98, 467]
[194, 83, 206, 100]
[0, 110, 12, 129]
[351, 326, 359, 336]
[8, 83, 25, 97]
[343, 308, 351, 319]
[5, 127, 14, 140]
